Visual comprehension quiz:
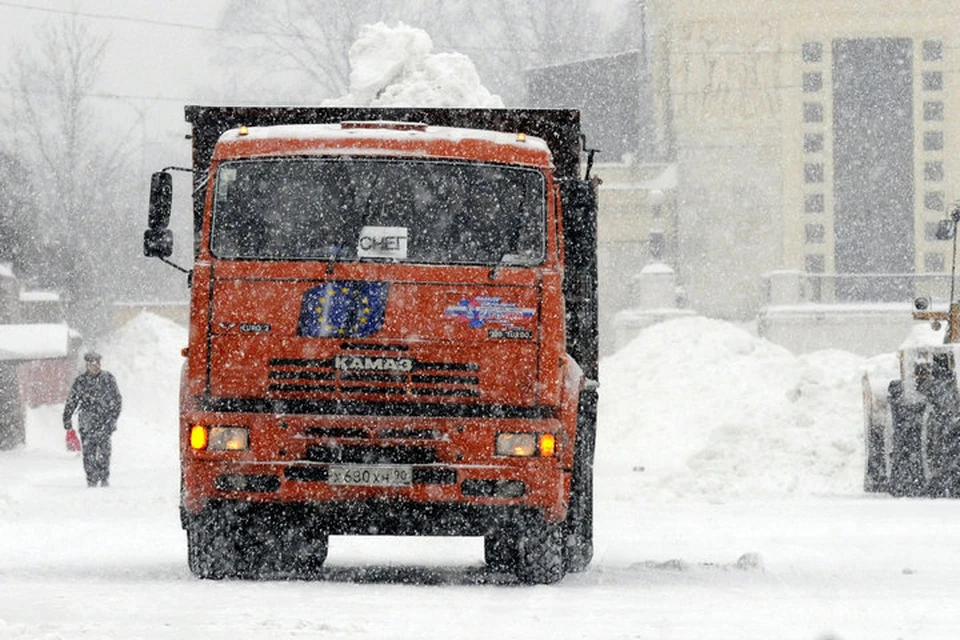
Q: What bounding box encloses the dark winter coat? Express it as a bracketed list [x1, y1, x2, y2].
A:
[62, 371, 122, 436]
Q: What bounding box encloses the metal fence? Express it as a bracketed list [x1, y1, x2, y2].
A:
[762, 271, 960, 307]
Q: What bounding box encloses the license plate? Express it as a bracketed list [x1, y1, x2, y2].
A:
[328, 464, 413, 487]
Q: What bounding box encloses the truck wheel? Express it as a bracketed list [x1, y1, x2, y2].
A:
[514, 520, 565, 585]
[921, 408, 947, 497]
[280, 528, 329, 578]
[939, 423, 960, 497]
[187, 523, 230, 579]
[187, 509, 266, 579]
[888, 381, 926, 497]
[484, 532, 518, 572]
[863, 428, 887, 493]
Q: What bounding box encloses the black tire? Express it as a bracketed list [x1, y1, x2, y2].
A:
[915, 362, 960, 497]
[888, 381, 927, 497]
[278, 527, 329, 578]
[484, 532, 518, 572]
[514, 520, 565, 585]
[863, 427, 887, 493]
[921, 406, 945, 496]
[188, 506, 328, 580]
[186, 509, 267, 579]
[939, 422, 960, 497]
[187, 522, 232, 579]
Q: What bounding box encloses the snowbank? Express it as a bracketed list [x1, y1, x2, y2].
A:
[596, 316, 882, 502]
[99, 312, 187, 470]
[327, 22, 503, 108]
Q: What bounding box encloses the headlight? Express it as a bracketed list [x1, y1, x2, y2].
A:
[190, 425, 249, 451]
[495, 433, 556, 457]
[210, 426, 249, 450]
[497, 433, 537, 456]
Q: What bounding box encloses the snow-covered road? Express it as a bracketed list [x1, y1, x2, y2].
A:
[3, 442, 959, 639]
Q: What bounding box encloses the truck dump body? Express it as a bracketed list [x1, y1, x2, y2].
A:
[153, 106, 597, 584]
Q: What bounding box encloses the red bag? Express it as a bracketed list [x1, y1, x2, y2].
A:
[66, 429, 81, 452]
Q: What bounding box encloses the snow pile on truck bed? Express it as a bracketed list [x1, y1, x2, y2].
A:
[327, 22, 503, 108]
[596, 316, 898, 502]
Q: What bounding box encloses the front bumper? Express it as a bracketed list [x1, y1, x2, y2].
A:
[180, 410, 571, 527]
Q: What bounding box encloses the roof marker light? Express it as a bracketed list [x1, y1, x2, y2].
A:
[516, 132, 527, 142]
[238, 125, 249, 136]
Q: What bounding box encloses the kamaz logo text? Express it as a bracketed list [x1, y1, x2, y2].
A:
[334, 355, 414, 372]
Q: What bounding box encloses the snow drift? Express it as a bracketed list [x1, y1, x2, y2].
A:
[596, 316, 898, 502]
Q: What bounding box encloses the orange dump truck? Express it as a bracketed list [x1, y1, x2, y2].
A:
[144, 106, 598, 584]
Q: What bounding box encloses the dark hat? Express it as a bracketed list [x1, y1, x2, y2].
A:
[84, 351, 102, 363]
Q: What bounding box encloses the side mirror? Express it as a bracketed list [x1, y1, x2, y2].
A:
[935, 219, 956, 241]
[143, 228, 173, 258]
[148, 171, 172, 230]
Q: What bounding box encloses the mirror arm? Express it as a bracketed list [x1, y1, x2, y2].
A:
[158, 256, 191, 275]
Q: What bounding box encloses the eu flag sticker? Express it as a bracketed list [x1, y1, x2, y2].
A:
[297, 281, 389, 338]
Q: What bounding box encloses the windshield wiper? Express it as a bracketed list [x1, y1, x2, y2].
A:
[325, 244, 343, 275]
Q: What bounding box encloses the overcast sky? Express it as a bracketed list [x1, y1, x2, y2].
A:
[0, 0, 229, 147]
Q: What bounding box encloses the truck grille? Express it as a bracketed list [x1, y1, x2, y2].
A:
[267, 349, 480, 399]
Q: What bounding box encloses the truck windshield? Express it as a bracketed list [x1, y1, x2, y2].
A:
[210, 157, 546, 264]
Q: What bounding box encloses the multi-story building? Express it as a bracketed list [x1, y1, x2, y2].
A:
[653, 0, 960, 353]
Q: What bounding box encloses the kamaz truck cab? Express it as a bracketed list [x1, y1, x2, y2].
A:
[144, 106, 599, 584]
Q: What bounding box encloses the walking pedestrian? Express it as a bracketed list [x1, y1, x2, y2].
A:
[63, 352, 122, 487]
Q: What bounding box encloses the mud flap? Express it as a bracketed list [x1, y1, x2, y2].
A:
[563, 388, 597, 573]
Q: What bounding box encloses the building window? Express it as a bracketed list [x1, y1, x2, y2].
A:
[925, 253, 946, 273]
[923, 40, 944, 62]
[805, 224, 825, 244]
[805, 193, 825, 213]
[925, 191, 945, 211]
[805, 254, 825, 273]
[804, 163, 824, 183]
[923, 71, 943, 91]
[802, 42, 823, 63]
[924, 101, 944, 121]
[803, 102, 824, 123]
[803, 72, 823, 93]
[925, 221, 945, 241]
[804, 133, 824, 153]
[925, 161, 944, 182]
[924, 131, 944, 151]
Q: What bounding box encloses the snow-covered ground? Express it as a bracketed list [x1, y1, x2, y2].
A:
[3, 311, 960, 639]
